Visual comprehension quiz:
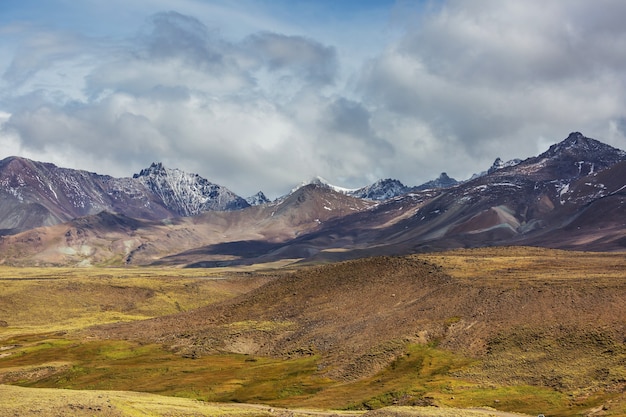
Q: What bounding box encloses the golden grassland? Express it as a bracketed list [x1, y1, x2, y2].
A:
[418, 246, 626, 283]
[1, 384, 527, 417]
[0, 265, 272, 337]
[1, 247, 626, 416]
[0, 384, 366, 417]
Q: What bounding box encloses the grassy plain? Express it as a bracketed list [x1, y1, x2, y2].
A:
[1, 248, 626, 416]
[0, 265, 272, 337]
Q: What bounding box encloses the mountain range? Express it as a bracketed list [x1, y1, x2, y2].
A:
[1, 132, 625, 266]
[0, 156, 457, 236]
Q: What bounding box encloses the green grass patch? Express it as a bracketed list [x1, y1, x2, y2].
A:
[0, 336, 613, 415]
[435, 384, 568, 415]
[329, 344, 475, 411]
[0, 335, 327, 404]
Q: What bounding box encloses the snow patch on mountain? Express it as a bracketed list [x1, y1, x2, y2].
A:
[309, 176, 358, 194]
[470, 158, 523, 180]
[487, 158, 523, 174]
[540, 132, 626, 161]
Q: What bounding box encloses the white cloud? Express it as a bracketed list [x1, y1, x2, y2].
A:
[358, 0, 626, 179]
[2, 1, 626, 199]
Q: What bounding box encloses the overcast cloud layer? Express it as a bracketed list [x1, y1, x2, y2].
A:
[2, 0, 626, 198]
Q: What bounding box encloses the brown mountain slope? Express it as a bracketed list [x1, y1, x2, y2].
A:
[0, 184, 374, 266]
[263, 145, 626, 264]
[0, 157, 252, 235]
[89, 248, 626, 391]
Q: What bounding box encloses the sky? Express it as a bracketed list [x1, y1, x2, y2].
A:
[2, 0, 626, 199]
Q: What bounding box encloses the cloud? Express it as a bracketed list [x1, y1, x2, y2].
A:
[84, 12, 253, 98]
[399, 1, 626, 85]
[2, 1, 626, 199]
[357, 0, 626, 175]
[1, 23, 94, 95]
[0, 11, 342, 197]
[244, 32, 338, 86]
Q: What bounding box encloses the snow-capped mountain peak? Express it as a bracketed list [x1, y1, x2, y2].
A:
[290, 176, 358, 195]
[351, 178, 409, 200]
[487, 157, 523, 174]
[133, 162, 249, 216]
[246, 191, 270, 206]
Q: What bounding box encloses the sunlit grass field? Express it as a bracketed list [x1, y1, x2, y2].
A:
[0, 266, 271, 337]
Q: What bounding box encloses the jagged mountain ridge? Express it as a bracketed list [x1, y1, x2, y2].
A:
[0, 158, 249, 235]
[245, 191, 271, 206]
[487, 157, 522, 174]
[290, 132, 626, 257]
[168, 131, 626, 265]
[296, 172, 459, 202]
[412, 172, 459, 191]
[0, 158, 462, 235]
[133, 162, 249, 215]
[0, 182, 375, 266]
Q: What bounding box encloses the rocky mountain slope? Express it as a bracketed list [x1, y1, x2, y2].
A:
[187, 131, 626, 265]
[1, 132, 625, 266]
[0, 183, 375, 266]
[133, 162, 249, 215]
[300, 173, 460, 201]
[412, 172, 458, 191]
[0, 158, 458, 236]
[350, 178, 411, 200]
[282, 132, 626, 261]
[0, 158, 249, 235]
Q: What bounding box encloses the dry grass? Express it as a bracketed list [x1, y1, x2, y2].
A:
[363, 406, 530, 417]
[418, 246, 626, 283]
[0, 266, 270, 338]
[0, 383, 366, 416]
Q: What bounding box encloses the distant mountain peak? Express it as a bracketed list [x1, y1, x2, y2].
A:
[132, 162, 249, 216]
[246, 191, 270, 206]
[133, 162, 200, 181]
[291, 176, 358, 195]
[567, 131, 585, 141]
[558, 132, 598, 151]
[487, 157, 523, 174]
[540, 132, 626, 160]
[351, 178, 409, 201]
[133, 162, 167, 178]
[413, 172, 458, 191]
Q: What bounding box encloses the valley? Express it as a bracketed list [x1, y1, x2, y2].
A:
[1, 247, 625, 416]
